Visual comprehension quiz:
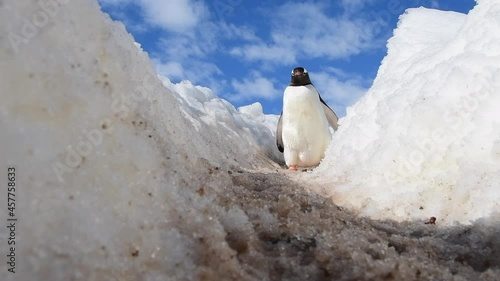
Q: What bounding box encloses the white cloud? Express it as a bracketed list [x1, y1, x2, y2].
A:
[230, 45, 296, 64]
[150, 13, 265, 96]
[140, 0, 208, 32]
[153, 60, 185, 80]
[231, 2, 379, 64]
[100, 0, 208, 33]
[100, 0, 374, 112]
[154, 58, 222, 85]
[218, 22, 260, 42]
[159, 32, 213, 60]
[341, 0, 377, 13]
[230, 71, 281, 102]
[310, 70, 370, 116]
[153, 57, 228, 98]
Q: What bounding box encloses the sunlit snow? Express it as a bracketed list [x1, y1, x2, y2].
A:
[309, 3, 500, 225]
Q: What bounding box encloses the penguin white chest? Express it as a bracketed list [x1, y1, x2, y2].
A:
[281, 85, 331, 167]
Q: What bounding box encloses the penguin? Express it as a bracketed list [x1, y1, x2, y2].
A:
[276, 67, 339, 171]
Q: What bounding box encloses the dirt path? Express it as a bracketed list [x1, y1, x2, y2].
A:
[218, 168, 500, 280]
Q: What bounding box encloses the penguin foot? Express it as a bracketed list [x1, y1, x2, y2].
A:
[288, 165, 298, 171]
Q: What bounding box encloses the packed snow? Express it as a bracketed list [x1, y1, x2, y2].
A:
[1, 0, 500, 280]
[308, 0, 500, 225]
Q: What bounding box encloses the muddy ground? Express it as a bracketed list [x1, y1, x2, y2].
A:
[207, 169, 500, 281]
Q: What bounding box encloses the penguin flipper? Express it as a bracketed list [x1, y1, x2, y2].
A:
[276, 112, 284, 153]
[319, 96, 339, 131]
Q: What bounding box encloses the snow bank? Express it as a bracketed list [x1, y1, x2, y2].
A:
[159, 77, 282, 165]
[312, 0, 500, 225]
[0, 1, 280, 280]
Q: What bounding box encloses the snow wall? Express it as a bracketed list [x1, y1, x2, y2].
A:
[312, 0, 500, 225]
[0, 1, 281, 280]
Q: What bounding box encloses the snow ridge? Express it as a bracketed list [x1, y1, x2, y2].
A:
[312, 0, 500, 225]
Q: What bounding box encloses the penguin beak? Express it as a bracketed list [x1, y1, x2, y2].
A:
[293, 70, 302, 76]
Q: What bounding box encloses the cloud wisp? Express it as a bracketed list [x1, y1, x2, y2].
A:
[99, 0, 383, 112]
[230, 71, 282, 102]
[310, 68, 370, 116]
[100, 0, 208, 33]
[230, 2, 380, 65]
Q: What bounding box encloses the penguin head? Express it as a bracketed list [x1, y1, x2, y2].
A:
[290, 67, 312, 86]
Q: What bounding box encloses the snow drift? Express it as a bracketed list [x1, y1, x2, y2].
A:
[311, 0, 500, 225]
[0, 1, 280, 280]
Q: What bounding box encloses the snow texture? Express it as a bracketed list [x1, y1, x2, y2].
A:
[310, 0, 500, 225]
[1, 0, 500, 280]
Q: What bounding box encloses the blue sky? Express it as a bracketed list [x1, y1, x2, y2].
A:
[98, 0, 475, 116]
